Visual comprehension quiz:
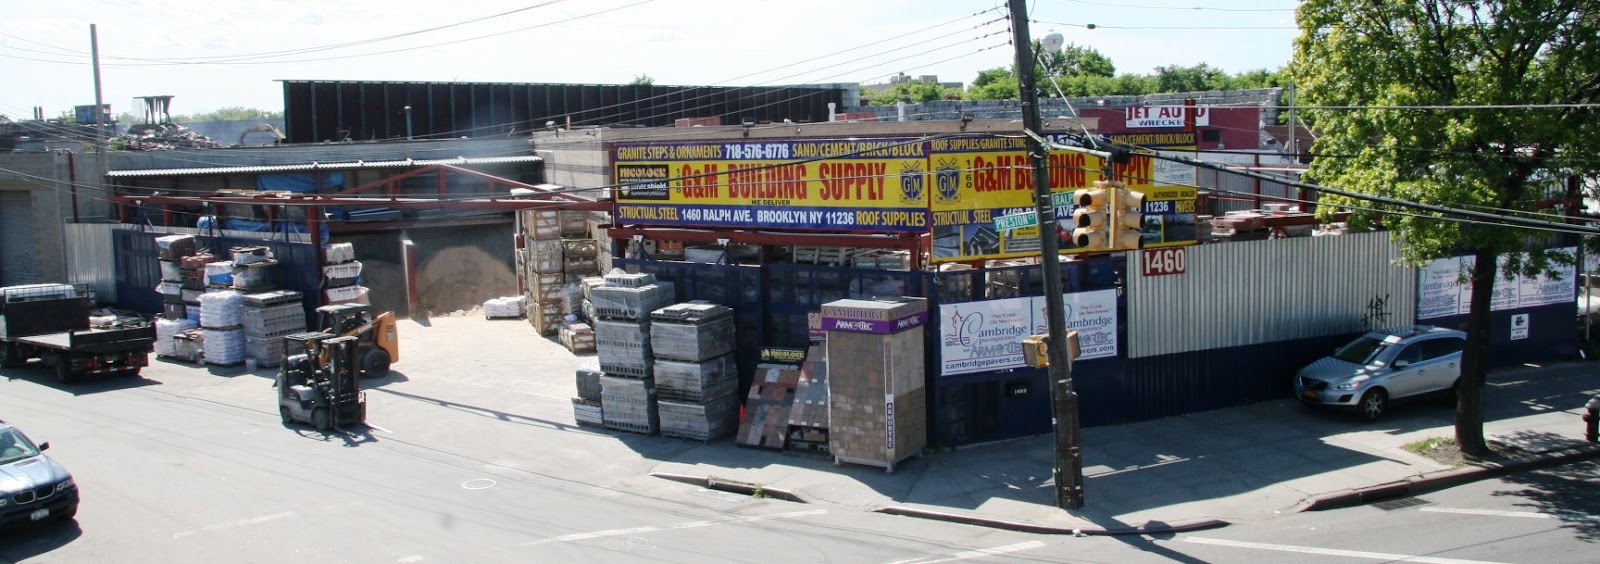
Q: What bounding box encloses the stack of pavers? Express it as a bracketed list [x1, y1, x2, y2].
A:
[571, 361, 604, 427]
[322, 242, 367, 305]
[651, 302, 739, 441]
[736, 364, 802, 449]
[521, 210, 567, 336]
[179, 252, 222, 325]
[786, 344, 830, 451]
[241, 290, 305, 368]
[591, 270, 677, 435]
[154, 234, 197, 320]
[229, 246, 279, 293]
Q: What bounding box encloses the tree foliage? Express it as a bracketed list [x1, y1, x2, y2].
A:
[868, 81, 962, 105]
[1292, 0, 1600, 456]
[967, 68, 1021, 100]
[630, 74, 655, 86]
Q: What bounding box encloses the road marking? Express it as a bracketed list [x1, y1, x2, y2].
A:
[366, 423, 392, 434]
[524, 509, 827, 545]
[1421, 507, 1600, 522]
[1184, 537, 1509, 564]
[396, 556, 424, 563]
[884, 541, 1047, 564]
[173, 511, 296, 539]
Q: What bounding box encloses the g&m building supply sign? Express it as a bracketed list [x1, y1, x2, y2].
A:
[1417, 248, 1577, 320]
[938, 289, 1117, 376]
[612, 139, 929, 232]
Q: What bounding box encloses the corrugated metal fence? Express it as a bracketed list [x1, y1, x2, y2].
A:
[1127, 231, 1416, 358]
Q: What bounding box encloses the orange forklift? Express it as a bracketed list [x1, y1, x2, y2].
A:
[315, 304, 399, 379]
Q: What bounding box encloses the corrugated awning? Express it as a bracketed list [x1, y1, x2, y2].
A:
[106, 155, 542, 178]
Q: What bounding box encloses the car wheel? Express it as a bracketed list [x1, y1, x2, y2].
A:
[311, 407, 332, 432]
[361, 349, 391, 379]
[279, 405, 294, 425]
[1359, 389, 1388, 422]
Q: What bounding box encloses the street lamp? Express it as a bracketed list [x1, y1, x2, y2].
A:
[1007, 0, 1084, 510]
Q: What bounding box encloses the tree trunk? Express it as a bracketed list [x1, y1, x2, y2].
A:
[1455, 246, 1496, 458]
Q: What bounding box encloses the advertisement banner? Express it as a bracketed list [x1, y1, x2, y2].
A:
[1123, 105, 1210, 129]
[613, 138, 930, 232]
[1416, 248, 1577, 320]
[938, 289, 1118, 376]
[927, 135, 1197, 262]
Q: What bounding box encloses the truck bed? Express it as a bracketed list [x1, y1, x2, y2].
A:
[15, 325, 157, 354]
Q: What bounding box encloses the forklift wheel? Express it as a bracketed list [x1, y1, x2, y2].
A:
[312, 407, 332, 432]
[362, 349, 392, 379]
[279, 405, 293, 425]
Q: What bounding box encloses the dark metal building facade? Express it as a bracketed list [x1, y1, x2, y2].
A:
[281, 80, 848, 144]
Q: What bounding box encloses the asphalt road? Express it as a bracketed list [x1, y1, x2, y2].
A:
[2, 315, 1594, 563]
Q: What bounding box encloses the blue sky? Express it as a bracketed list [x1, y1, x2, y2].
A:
[1, 0, 1299, 118]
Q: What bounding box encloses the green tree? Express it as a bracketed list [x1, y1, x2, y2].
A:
[967, 68, 1019, 100]
[629, 74, 654, 86]
[1153, 63, 1231, 93]
[1293, 0, 1600, 457]
[1043, 42, 1115, 78]
[869, 81, 960, 105]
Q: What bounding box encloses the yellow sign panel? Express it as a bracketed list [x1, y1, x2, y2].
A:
[613, 139, 929, 232]
[927, 136, 1197, 262]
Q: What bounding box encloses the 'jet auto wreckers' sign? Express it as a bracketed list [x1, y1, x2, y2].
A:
[1125, 105, 1210, 128]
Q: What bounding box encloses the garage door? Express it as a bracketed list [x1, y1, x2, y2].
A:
[0, 190, 38, 285]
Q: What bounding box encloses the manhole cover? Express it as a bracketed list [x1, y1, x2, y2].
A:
[1372, 496, 1431, 511]
[462, 478, 497, 490]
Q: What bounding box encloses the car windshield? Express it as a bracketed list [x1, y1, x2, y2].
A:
[0, 428, 42, 464]
[1332, 336, 1390, 365]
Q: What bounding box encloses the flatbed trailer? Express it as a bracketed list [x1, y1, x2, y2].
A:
[0, 284, 155, 383]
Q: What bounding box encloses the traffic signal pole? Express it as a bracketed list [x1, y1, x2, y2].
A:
[1007, 0, 1084, 509]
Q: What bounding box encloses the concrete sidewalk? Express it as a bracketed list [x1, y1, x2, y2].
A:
[648, 361, 1600, 535]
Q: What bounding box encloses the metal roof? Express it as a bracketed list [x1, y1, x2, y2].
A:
[105, 155, 542, 178]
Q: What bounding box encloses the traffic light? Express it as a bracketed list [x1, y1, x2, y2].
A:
[1069, 186, 1109, 251]
[1108, 181, 1145, 251]
[1021, 331, 1081, 368]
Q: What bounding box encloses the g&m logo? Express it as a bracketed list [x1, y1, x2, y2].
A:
[935, 157, 961, 203]
[898, 161, 926, 204]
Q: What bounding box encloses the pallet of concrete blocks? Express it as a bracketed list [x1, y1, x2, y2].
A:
[242, 303, 305, 335]
[522, 210, 562, 240]
[602, 269, 656, 288]
[649, 302, 735, 362]
[559, 211, 590, 237]
[525, 303, 563, 335]
[600, 375, 658, 435]
[654, 354, 738, 403]
[575, 361, 603, 402]
[323, 242, 357, 265]
[155, 234, 198, 262]
[559, 322, 596, 354]
[571, 398, 604, 428]
[322, 261, 362, 288]
[324, 285, 370, 306]
[593, 318, 652, 378]
[483, 295, 527, 319]
[659, 394, 740, 442]
[526, 239, 564, 273]
[590, 282, 676, 322]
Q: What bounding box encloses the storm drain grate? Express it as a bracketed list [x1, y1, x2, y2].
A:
[1372, 496, 1433, 511]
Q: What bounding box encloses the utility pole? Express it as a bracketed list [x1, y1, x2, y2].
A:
[90, 24, 106, 149]
[1007, 0, 1084, 509]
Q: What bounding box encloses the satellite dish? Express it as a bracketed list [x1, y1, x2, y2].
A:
[1042, 32, 1065, 54]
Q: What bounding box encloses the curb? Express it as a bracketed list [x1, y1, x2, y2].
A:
[875, 506, 1230, 536]
[649, 472, 808, 503]
[1302, 442, 1600, 511]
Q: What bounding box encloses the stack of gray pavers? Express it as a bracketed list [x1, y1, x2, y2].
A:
[571, 361, 604, 427]
[593, 270, 676, 435]
[651, 301, 739, 441]
[241, 290, 306, 368]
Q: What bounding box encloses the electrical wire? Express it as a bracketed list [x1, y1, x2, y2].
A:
[1046, 0, 1294, 12]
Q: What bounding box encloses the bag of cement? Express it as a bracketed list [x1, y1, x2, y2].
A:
[204, 261, 235, 286]
[202, 328, 246, 365]
[198, 290, 244, 328]
[155, 317, 198, 357]
[323, 242, 356, 264]
[230, 246, 274, 265]
[483, 296, 526, 319]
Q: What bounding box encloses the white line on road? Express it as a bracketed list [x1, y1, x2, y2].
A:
[396, 556, 424, 563]
[172, 511, 297, 539]
[1184, 537, 1509, 564]
[884, 541, 1048, 564]
[365, 423, 393, 434]
[523, 509, 828, 545]
[1421, 507, 1600, 522]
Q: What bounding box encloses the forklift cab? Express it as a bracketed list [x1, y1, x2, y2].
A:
[314, 303, 398, 379]
[276, 332, 366, 431]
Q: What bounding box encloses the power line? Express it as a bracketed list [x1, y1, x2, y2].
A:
[1046, 0, 1294, 12]
[1033, 19, 1297, 30]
